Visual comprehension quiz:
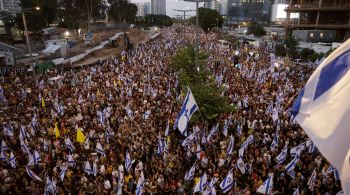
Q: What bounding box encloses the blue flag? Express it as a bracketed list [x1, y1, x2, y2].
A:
[174, 88, 198, 135]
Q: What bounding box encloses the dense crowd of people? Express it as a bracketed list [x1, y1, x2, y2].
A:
[0, 26, 343, 194]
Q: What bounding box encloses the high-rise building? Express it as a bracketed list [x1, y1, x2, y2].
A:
[0, 0, 21, 16]
[227, 0, 271, 23]
[204, 0, 227, 16]
[151, 0, 166, 15]
[285, 0, 350, 42]
[136, 2, 151, 16]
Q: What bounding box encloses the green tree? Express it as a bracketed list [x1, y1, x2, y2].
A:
[170, 46, 235, 121]
[189, 8, 223, 32]
[275, 44, 286, 57]
[247, 24, 266, 37]
[136, 14, 173, 27]
[284, 36, 298, 58]
[109, 0, 138, 23]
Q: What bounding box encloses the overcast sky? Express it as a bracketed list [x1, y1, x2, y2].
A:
[130, 0, 204, 18]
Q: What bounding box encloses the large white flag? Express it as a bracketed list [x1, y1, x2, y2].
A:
[291, 39, 350, 193]
[174, 88, 198, 135]
[193, 172, 208, 193]
[257, 175, 273, 194]
[219, 168, 234, 193]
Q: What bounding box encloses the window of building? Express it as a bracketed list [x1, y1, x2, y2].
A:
[320, 32, 324, 38]
[310, 33, 314, 38]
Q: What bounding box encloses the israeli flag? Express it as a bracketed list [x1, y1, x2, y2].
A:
[207, 124, 219, 143]
[125, 106, 134, 119]
[9, 151, 16, 168]
[165, 120, 170, 136]
[95, 142, 106, 156]
[181, 133, 194, 148]
[270, 131, 279, 151]
[220, 168, 234, 193]
[157, 137, 167, 155]
[275, 146, 288, 164]
[20, 125, 30, 142]
[67, 154, 76, 167]
[193, 172, 208, 193]
[236, 157, 246, 174]
[1, 140, 8, 151]
[65, 138, 75, 152]
[26, 166, 43, 182]
[290, 143, 305, 157]
[29, 150, 41, 166]
[0, 150, 6, 161]
[184, 163, 196, 181]
[223, 119, 231, 137]
[293, 187, 299, 195]
[291, 39, 350, 193]
[0, 85, 5, 102]
[60, 165, 68, 181]
[3, 124, 14, 137]
[97, 110, 105, 125]
[105, 127, 112, 143]
[239, 134, 254, 157]
[305, 138, 316, 153]
[143, 110, 151, 120]
[227, 135, 234, 156]
[285, 156, 300, 175]
[327, 165, 340, 181]
[92, 162, 97, 176]
[257, 175, 273, 194]
[204, 178, 218, 195]
[21, 140, 30, 154]
[135, 171, 145, 195]
[307, 169, 317, 191]
[84, 161, 93, 175]
[125, 151, 134, 172]
[45, 177, 57, 195]
[43, 139, 49, 151]
[174, 88, 198, 135]
[236, 124, 242, 136]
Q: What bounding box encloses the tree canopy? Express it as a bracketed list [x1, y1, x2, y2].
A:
[189, 8, 223, 33]
[170, 46, 235, 121]
[109, 0, 138, 23]
[247, 23, 266, 37]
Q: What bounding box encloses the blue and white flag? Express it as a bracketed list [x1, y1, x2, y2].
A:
[275, 146, 288, 164]
[204, 178, 218, 195]
[270, 131, 279, 151]
[95, 142, 106, 156]
[194, 172, 208, 193]
[43, 139, 49, 151]
[60, 165, 68, 181]
[0, 150, 6, 161]
[223, 119, 231, 137]
[285, 156, 300, 176]
[92, 162, 97, 176]
[9, 151, 16, 168]
[67, 154, 75, 167]
[1, 140, 8, 151]
[257, 175, 273, 194]
[125, 151, 134, 172]
[239, 134, 254, 157]
[0, 85, 5, 102]
[28, 150, 41, 166]
[117, 165, 124, 195]
[143, 110, 151, 120]
[293, 187, 299, 195]
[184, 163, 196, 181]
[226, 135, 234, 156]
[21, 140, 30, 154]
[181, 133, 194, 148]
[84, 161, 93, 175]
[157, 137, 167, 155]
[236, 124, 242, 136]
[165, 120, 170, 136]
[290, 143, 305, 157]
[307, 169, 317, 191]
[26, 166, 43, 182]
[20, 125, 30, 142]
[291, 39, 350, 193]
[135, 171, 145, 195]
[125, 105, 134, 119]
[174, 88, 198, 135]
[305, 138, 316, 153]
[65, 138, 74, 152]
[3, 124, 14, 137]
[219, 169, 234, 193]
[236, 157, 246, 174]
[45, 177, 57, 195]
[207, 124, 219, 142]
[327, 164, 340, 181]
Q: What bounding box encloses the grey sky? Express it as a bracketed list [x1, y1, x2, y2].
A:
[131, 0, 204, 18]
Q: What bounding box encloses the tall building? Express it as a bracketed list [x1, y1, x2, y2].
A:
[227, 0, 271, 23]
[151, 0, 166, 15]
[136, 2, 151, 16]
[0, 0, 21, 16]
[270, 0, 298, 24]
[285, 0, 350, 42]
[204, 0, 227, 16]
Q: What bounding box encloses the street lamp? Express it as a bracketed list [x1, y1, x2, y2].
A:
[173, 9, 195, 39]
[183, 0, 212, 71]
[22, 6, 40, 79]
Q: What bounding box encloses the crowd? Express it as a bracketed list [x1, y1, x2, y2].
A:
[0, 26, 343, 194]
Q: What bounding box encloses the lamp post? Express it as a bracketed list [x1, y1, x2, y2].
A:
[183, 0, 211, 71]
[173, 9, 195, 39]
[22, 6, 40, 80]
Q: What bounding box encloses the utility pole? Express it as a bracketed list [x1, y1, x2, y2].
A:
[183, 0, 211, 71]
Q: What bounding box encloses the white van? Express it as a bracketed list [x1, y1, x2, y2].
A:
[217, 40, 230, 49]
